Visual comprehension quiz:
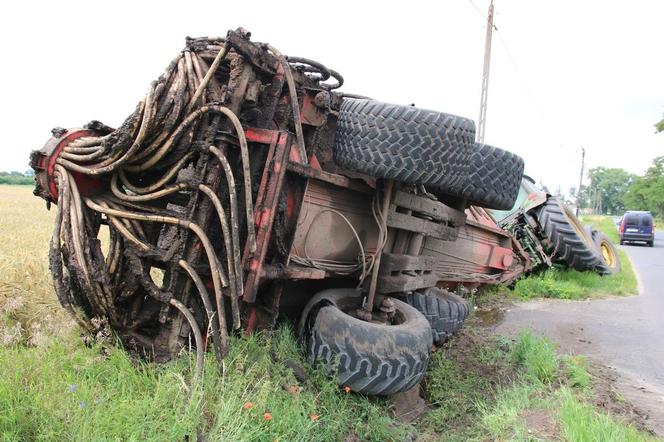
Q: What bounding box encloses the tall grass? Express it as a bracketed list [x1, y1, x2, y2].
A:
[558, 388, 657, 442]
[580, 215, 620, 243]
[0, 186, 74, 346]
[512, 251, 637, 300]
[0, 326, 405, 441]
[0, 186, 404, 441]
[0, 185, 655, 440]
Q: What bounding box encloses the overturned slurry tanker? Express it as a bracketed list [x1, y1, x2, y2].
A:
[30, 28, 616, 395]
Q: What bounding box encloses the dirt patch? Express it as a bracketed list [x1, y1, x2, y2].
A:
[589, 364, 657, 436]
[389, 385, 429, 423]
[520, 408, 559, 440]
[441, 322, 517, 384]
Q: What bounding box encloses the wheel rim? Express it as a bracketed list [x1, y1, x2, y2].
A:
[600, 241, 617, 268]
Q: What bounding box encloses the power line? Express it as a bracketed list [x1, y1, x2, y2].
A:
[466, 0, 487, 21]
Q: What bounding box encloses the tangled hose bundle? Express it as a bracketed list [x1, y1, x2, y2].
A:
[32, 29, 343, 377]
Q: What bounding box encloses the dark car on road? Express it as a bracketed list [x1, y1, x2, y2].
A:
[619, 211, 655, 247]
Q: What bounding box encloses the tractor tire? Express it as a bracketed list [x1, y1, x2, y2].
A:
[406, 287, 470, 344]
[461, 143, 525, 210]
[536, 197, 604, 271]
[591, 231, 621, 275]
[334, 98, 474, 196]
[298, 288, 432, 396]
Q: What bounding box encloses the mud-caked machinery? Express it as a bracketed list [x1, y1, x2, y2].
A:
[31, 28, 539, 394]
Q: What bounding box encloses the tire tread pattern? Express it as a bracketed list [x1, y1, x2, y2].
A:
[406, 287, 470, 344]
[334, 98, 475, 195]
[302, 289, 432, 396]
[462, 143, 525, 210]
[537, 197, 604, 271]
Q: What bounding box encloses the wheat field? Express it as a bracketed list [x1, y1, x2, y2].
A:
[0, 185, 74, 346]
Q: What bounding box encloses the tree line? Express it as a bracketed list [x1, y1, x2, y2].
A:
[572, 156, 664, 219]
[0, 170, 34, 185]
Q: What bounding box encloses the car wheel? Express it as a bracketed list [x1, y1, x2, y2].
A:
[299, 288, 432, 396]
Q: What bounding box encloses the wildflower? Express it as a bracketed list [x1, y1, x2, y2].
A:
[69, 384, 78, 393]
[242, 402, 254, 410]
[79, 401, 86, 409]
[343, 386, 351, 393]
[263, 412, 272, 421]
[309, 413, 320, 422]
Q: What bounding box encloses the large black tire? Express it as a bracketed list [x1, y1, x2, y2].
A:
[298, 288, 432, 396]
[334, 98, 474, 196]
[591, 231, 621, 275]
[536, 197, 604, 271]
[461, 143, 525, 210]
[406, 287, 470, 344]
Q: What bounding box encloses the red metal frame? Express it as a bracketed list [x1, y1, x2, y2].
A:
[242, 129, 297, 304]
[32, 129, 106, 201]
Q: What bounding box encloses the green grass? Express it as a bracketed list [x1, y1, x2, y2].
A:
[420, 331, 653, 441]
[511, 252, 637, 300]
[0, 326, 405, 441]
[0, 186, 655, 440]
[477, 332, 653, 442]
[558, 388, 657, 442]
[510, 330, 559, 383]
[581, 215, 620, 243]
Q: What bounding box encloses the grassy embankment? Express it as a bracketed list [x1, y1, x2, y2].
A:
[0, 185, 654, 440]
[501, 214, 637, 301]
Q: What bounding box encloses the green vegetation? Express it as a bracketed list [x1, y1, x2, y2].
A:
[0, 186, 655, 441]
[559, 389, 652, 442]
[0, 327, 403, 441]
[511, 253, 636, 300]
[579, 156, 664, 219]
[421, 331, 654, 441]
[510, 329, 558, 383]
[0, 171, 33, 186]
[655, 116, 664, 133]
[584, 167, 635, 215]
[581, 214, 620, 243]
[623, 156, 664, 219]
[507, 215, 636, 301]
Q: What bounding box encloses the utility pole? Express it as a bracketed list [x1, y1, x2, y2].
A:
[576, 147, 585, 216]
[477, 0, 495, 144]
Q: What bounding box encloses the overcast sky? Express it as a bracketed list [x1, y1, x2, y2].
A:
[1, 0, 662, 193]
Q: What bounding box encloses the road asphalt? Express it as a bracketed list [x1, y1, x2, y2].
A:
[495, 230, 664, 435]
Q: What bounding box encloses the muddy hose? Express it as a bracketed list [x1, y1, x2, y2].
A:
[32, 31, 344, 377]
[169, 298, 204, 381]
